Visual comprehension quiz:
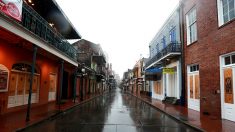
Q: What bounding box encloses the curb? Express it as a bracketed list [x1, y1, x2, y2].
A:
[127, 92, 205, 132]
[16, 92, 108, 132]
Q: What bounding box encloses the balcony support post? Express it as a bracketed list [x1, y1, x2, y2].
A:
[26, 45, 37, 122]
[58, 60, 64, 111]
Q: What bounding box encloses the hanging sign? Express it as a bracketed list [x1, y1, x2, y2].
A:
[163, 68, 175, 74]
[0, 0, 23, 21]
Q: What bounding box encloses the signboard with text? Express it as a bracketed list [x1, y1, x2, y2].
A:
[163, 68, 175, 74]
[0, 0, 23, 21]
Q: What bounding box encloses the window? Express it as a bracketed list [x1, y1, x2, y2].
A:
[224, 54, 235, 65]
[161, 36, 166, 48]
[190, 65, 199, 72]
[186, 7, 197, 45]
[218, 0, 235, 26]
[170, 27, 176, 43]
[156, 43, 160, 53]
[12, 63, 38, 73]
[151, 48, 154, 57]
[225, 56, 231, 65]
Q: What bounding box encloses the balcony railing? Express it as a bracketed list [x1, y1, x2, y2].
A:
[19, 3, 77, 60]
[96, 66, 106, 76]
[145, 42, 181, 68]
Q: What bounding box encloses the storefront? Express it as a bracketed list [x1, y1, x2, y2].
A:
[8, 63, 40, 108]
[187, 64, 200, 111]
[220, 53, 235, 122]
[145, 67, 164, 100]
[0, 34, 77, 114]
[165, 61, 181, 99]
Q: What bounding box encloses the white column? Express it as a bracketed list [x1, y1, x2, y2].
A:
[177, 61, 181, 99]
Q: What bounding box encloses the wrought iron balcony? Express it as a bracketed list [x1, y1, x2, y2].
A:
[145, 42, 181, 68]
[19, 3, 77, 60]
[96, 66, 106, 76]
[92, 55, 106, 66]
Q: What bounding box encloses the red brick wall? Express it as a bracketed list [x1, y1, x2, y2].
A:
[182, 0, 235, 118]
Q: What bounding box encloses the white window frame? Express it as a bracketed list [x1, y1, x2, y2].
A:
[169, 26, 176, 43]
[217, 0, 235, 26]
[186, 7, 197, 45]
[188, 64, 199, 73]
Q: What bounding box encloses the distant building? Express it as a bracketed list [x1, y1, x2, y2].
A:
[73, 39, 107, 94]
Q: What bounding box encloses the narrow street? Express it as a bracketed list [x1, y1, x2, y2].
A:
[22, 89, 197, 132]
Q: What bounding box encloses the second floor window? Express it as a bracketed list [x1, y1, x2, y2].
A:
[161, 36, 166, 48]
[151, 48, 154, 57]
[186, 7, 197, 45]
[170, 27, 176, 43]
[156, 43, 160, 53]
[222, 0, 235, 24]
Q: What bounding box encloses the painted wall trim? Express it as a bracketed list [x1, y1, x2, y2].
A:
[146, 53, 181, 69]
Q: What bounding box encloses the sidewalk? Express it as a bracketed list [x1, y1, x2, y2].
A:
[131, 92, 234, 132]
[0, 92, 104, 132]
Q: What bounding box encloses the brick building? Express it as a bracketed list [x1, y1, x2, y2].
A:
[182, 0, 235, 121]
[73, 39, 107, 95]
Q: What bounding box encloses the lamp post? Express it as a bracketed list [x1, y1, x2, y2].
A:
[101, 79, 105, 92]
[73, 67, 78, 103]
[130, 72, 134, 94]
[80, 65, 85, 101]
[137, 81, 143, 97]
[124, 79, 128, 92]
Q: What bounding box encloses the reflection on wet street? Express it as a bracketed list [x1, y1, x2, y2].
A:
[23, 89, 197, 132]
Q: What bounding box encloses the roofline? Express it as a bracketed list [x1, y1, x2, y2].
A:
[149, 4, 180, 46]
[52, 0, 82, 39]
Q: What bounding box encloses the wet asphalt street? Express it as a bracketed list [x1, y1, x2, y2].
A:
[22, 89, 198, 132]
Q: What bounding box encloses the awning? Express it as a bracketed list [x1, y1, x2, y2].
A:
[145, 67, 162, 80]
[145, 67, 162, 74]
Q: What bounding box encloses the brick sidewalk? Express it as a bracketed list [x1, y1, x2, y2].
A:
[131, 92, 235, 132]
[0, 93, 103, 132]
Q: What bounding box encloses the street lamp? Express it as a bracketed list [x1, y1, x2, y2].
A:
[125, 79, 128, 91]
[80, 64, 85, 101]
[101, 78, 105, 92]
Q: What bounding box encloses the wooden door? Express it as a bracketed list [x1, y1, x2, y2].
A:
[16, 73, 25, 106]
[188, 73, 200, 111]
[8, 73, 17, 108]
[222, 68, 235, 121]
[48, 74, 57, 101]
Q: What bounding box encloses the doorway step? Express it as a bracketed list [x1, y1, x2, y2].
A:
[162, 97, 178, 105]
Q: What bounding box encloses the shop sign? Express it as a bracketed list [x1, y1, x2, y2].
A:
[0, 0, 23, 21]
[163, 68, 175, 74]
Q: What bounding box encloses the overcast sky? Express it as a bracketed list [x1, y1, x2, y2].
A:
[56, 0, 179, 77]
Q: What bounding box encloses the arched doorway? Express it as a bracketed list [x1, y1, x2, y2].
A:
[8, 63, 40, 108]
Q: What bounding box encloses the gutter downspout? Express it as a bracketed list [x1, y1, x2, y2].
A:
[179, 1, 185, 106]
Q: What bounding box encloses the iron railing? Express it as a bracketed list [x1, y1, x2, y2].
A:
[20, 3, 77, 60]
[96, 66, 106, 76]
[145, 42, 181, 68]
